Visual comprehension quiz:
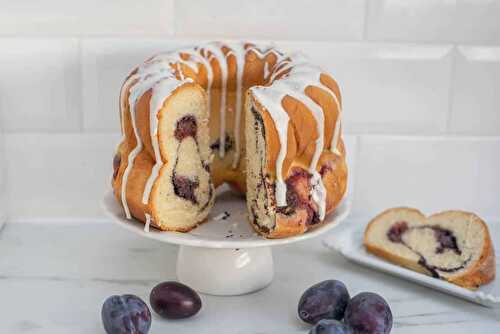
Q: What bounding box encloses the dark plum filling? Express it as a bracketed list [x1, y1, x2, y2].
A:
[174, 115, 197, 141]
[210, 133, 233, 152]
[170, 114, 213, 208]
[433, 227, 461, 255]
[276, 168, 320, 226]
[319, 162, 333, 177]
[249, 107, 321, 230]
[280, 186, 300, 215]
[387, 221, 408, 243]
[386, 221, 469, 278]
[172, 173, 199, 205]
[418, 257, 441, 278]
[112, 153, 121, 179]
[249, 107, 270, 232]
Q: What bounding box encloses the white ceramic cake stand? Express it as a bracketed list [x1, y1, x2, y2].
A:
[102, 187, 350, 296]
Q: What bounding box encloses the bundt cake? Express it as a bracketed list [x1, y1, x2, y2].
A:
[364, 208, 496, 289]
[112, 42, 348, 238]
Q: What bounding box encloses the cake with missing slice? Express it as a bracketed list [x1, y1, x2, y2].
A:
[364, 207, 495, 289]
[112, 42, 348, 238]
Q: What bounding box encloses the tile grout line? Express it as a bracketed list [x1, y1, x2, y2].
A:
[77, 38, 85, 132]
[444, 44, 458, 134]
[362, 0, 370, 41]
[0, 34, 489, 46]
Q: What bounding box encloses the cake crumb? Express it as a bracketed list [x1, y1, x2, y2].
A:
[214, 211, 231, 221]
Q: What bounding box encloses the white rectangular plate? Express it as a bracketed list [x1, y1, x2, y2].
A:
[323, 225, 500, 307]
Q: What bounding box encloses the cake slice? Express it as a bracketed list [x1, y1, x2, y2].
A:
[113, 82, 215, 232]
[364, 208, 495, 289]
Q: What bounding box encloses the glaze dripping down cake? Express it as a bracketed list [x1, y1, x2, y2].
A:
[112, 42, 348, 238]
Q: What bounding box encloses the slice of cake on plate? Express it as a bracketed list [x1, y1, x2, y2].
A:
[364, 207, 495, 289]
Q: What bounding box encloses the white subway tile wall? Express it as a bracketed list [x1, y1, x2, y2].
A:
[455, 0, 500, 44]
[5, 133, 120, 221]
[366, 0, 457, 43]
[366, 0, 500, 44]
[81, 39, 193, 131]
[341, 136, 358, 198]
[277, 42, 454, 134]
[0, 116, 5, 224]
[175, 0, 366, 41]
[353, 136, 500, 221]
[1, 1, 499, 222]
[0, 39, 81, 131]
[449, 46, 500, 135]
[0, 0, 174, 36]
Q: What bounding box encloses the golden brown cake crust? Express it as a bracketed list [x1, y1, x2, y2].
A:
[364, 208, 496, 289]
[430, 211, 496, 289]
[112, 83, 207, 231]
[249, 94, 347, 239]
[112, 42, 348, 237]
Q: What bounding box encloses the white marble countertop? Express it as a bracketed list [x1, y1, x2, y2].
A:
[0, 222, 499, 334]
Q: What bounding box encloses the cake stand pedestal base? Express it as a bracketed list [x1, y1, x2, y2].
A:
[102, 189, 351, 296]
[176, 245, 274, 296]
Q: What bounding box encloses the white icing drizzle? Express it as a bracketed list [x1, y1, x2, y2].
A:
[248, 44, 288, 64]
[119, 73, 137, 135]
[157, 47, 214, 108]
[120, 48, 210, 219]
[226, 42, 247, 168]
[177, 63, 184, 80]
[190, 47, 214, 110]
[204, 42, 229, 158]
[121, 72, 173, 219]
[250, 54, 340, 218]
[144, 213, 151, 232]
[310, 172, 327, 219]
[118, 42, 341, 223]
[250, 89, 289, 206]
[269, 60, 293, 82]
[246, 45, 291, 206]
[208, 42, 289, 167]
[263, 62, 270, 80]
[141, 78, 193, 206]
[150, 53, 198, 74]
[271, 56, 343, 155]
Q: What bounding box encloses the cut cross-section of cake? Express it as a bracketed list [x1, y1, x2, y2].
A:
[364, 208, 495, 289]
[114, 81, 214, 232]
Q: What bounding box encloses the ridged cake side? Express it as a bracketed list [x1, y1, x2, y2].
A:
[112, 42, 348, 237]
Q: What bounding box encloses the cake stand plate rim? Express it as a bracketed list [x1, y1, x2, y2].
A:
[101, 190, 351, 249]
